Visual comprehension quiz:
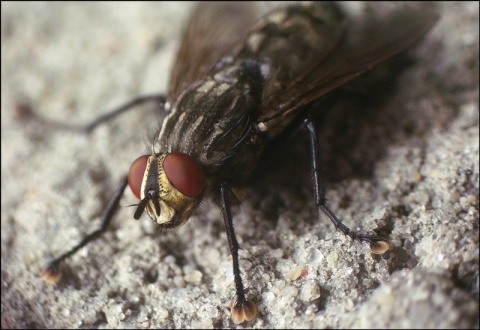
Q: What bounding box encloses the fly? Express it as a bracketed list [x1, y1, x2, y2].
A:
[41, 2, 439, 324]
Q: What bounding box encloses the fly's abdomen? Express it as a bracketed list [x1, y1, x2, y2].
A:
[238, 3, 344, 100]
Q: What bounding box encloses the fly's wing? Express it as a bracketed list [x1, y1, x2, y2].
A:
[257, 3, 439, 125]
[168, 2, 256, 101]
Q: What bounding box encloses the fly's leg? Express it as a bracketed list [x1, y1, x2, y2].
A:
[305, 118, 390, 254]
[37, 95, 166, 281]
[42, 177, 129, 282]
[220, 182, 258, 324]
[20, 95, 166, 133]
[83, 95, 167, 132]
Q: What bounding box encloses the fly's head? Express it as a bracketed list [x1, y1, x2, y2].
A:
[128, 153, 205, 228]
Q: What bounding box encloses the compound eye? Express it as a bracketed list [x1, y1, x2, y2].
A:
[163, 153, 205, 197]
[128, 155, 148, 199]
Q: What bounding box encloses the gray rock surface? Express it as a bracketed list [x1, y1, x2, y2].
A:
[2, 2, 478, 328]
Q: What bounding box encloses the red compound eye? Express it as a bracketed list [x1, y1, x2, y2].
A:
[128, 155, 148, 199]
[163, 153, 205, 197]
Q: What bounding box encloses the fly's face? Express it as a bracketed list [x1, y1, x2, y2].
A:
[128, 153, 205, 228]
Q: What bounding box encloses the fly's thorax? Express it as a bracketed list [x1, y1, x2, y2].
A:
[128, 153, 205, 228]
[154, 59, 266, 172]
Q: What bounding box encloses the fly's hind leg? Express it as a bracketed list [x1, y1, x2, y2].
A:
[305, 118, 390, 255]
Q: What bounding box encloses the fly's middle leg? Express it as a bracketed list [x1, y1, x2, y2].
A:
[18, 94, 166, 133]
[305, 118, 390, 255]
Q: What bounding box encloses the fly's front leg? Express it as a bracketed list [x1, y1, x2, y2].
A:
[220, 182, 258, 324]
[305, 118, 390, 254]
[41, 95, 167, 282]
[42, 176, 129, 282]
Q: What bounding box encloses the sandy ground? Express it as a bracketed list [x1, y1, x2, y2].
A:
[1, 2, 479, 329]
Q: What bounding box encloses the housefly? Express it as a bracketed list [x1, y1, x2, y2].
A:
[41, 2, 439, 324]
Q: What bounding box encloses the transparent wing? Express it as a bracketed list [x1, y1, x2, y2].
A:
[168, 2, 256, 101]
[257, 4, 439, 124]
